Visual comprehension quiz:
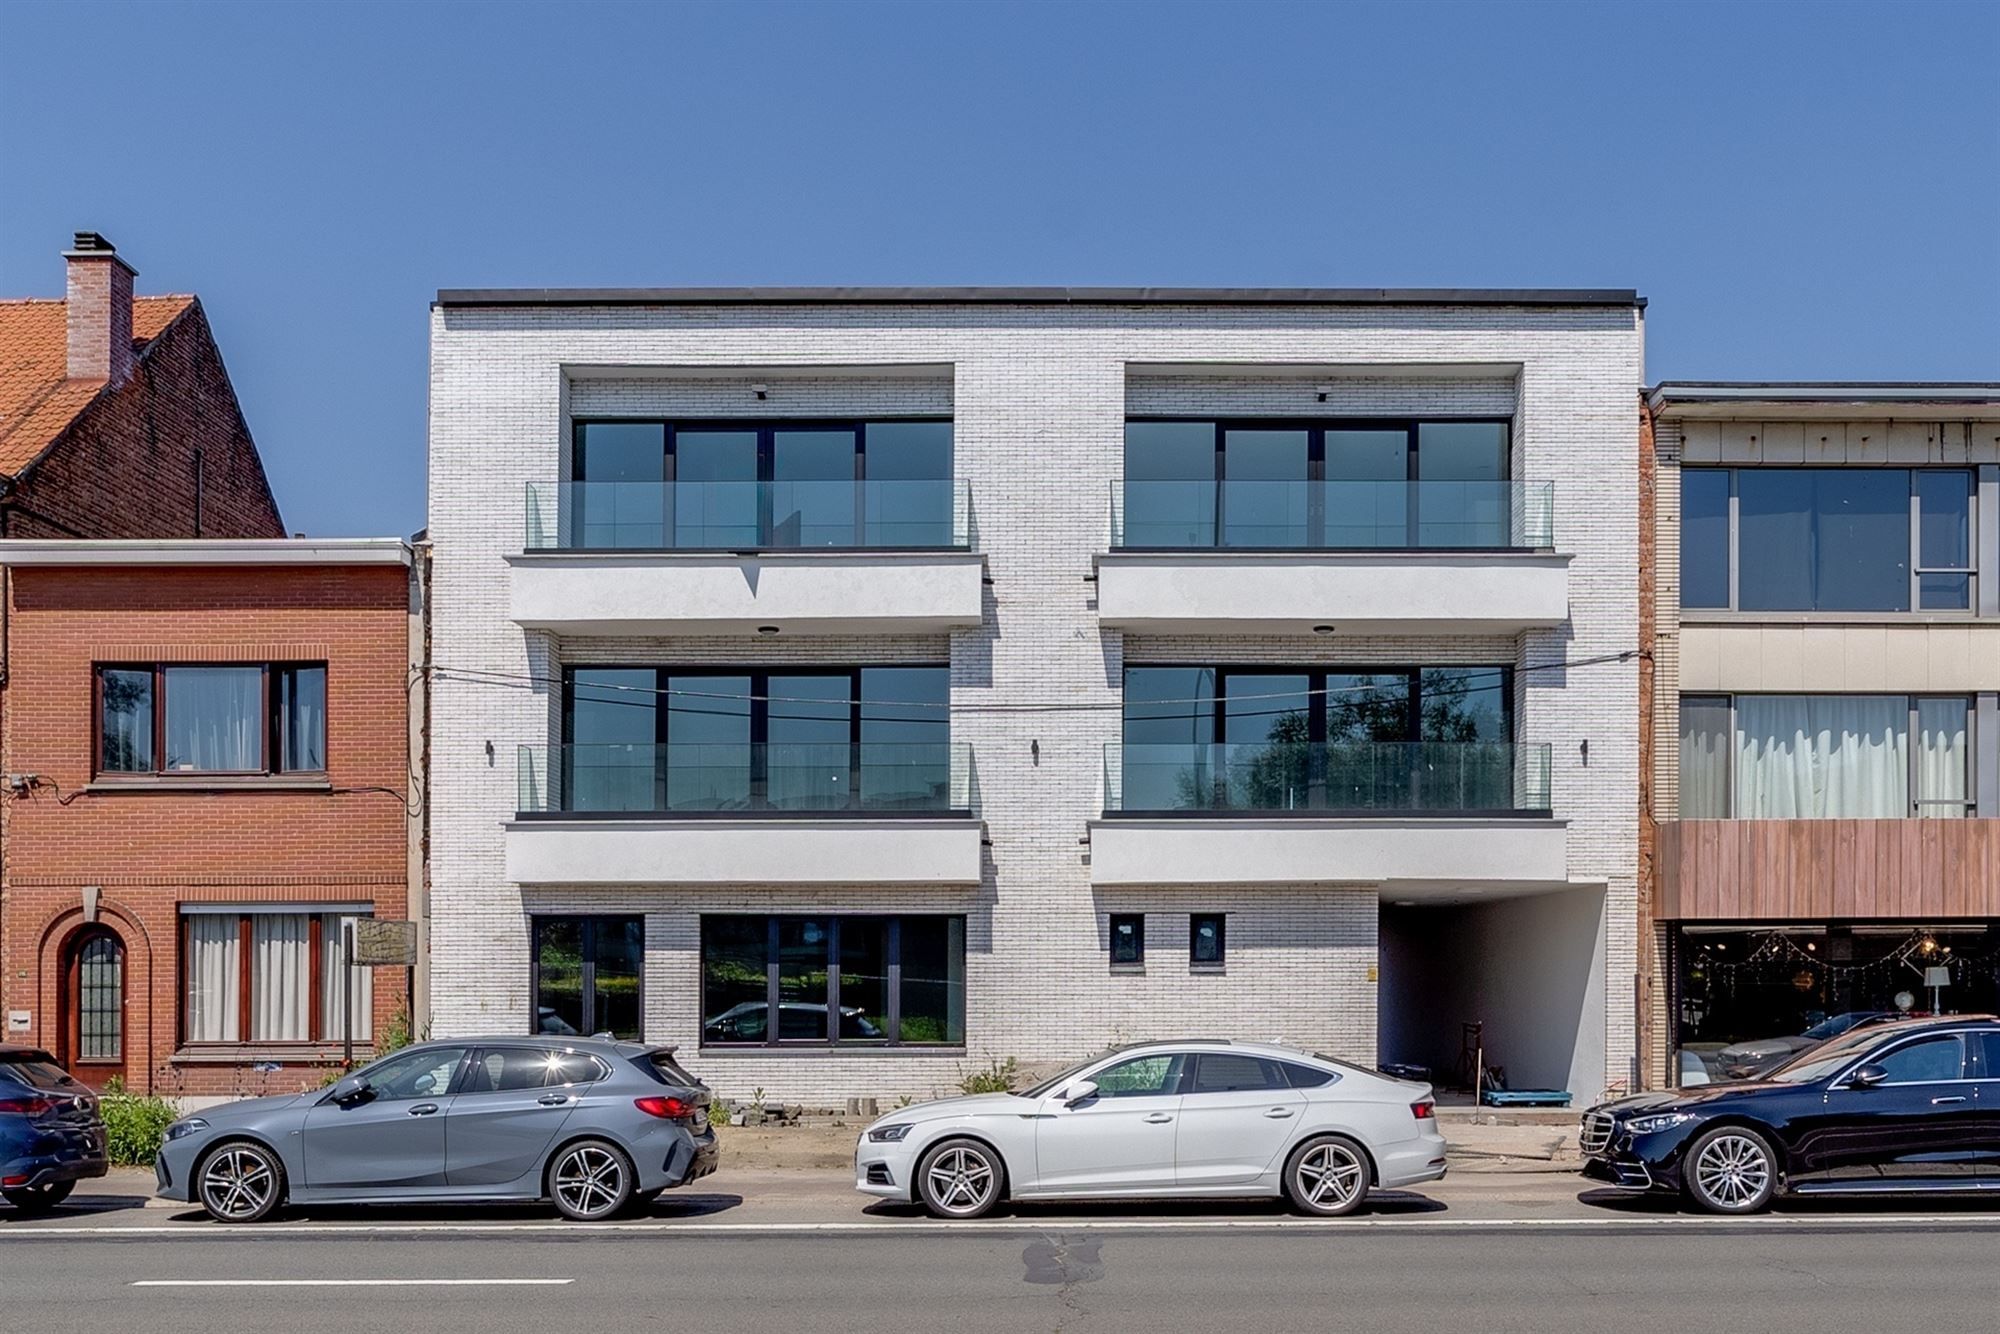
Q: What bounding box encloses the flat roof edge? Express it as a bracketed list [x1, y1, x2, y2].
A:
[1649, 381, 2000, 410]
[0, 538, 413, 568]
[435, 285, 1645, 310]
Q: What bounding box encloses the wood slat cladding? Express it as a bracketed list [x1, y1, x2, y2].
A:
[1659, 819, 2000, 920]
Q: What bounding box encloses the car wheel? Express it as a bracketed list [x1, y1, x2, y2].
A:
[1684, 1126, 1777, 1215]
[548, 1139, 636, 1221]
[915, 1138, 1005, 1219]
[197, 1141, 287, 1223]
[3, 1180, 75, 1214]
[1284, 1135, 1371, 1217]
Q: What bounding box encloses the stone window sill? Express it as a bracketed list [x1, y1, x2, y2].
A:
[87, 776, 334, 795]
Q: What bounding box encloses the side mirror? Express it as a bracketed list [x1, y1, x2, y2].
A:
[1062, 1080, 1098, 1106]
[1847, 1064, 1888, 1090]
[329, 1074, 372, 1104]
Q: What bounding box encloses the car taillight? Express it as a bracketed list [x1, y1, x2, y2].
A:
[0, 1097, 54, 1117]
[1411, 1100, 1436, 1120]
[635, 1095, 693, 1119]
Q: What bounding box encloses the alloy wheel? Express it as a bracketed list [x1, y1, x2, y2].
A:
[1692, 1132, 1772, 1211]
[1293, 1140, 1367, 1214]
[552, 1144, 628, 1220]
[200, 1146, 279, 1222]
[923, 1145, 998, 1217]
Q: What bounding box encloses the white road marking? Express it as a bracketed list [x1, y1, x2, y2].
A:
[131, 1279, 574, 1287]
[9, 1213, 2000, 1240]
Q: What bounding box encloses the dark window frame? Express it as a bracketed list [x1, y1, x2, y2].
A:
[1679, 465, 1977, 614]
[1109, 913, 1146, 968]
[1189, 912, 1227, 969]
[69, 926, 125, 1066]
[528, 915, 646, 1042]
[1118, 663, 1521, 816]
[93, 661, 329, 779]
[175, 909, 368, 1048]
[570, 417, 955, 551]
[1120, 415, 1515, 551]
[1676, 692, 1976, 819]
[697, 913, 966, 1050]
[556, 664, 955, 817]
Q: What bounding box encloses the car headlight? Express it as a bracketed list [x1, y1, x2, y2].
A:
[163, 1118, 210, 1142]
[866, 1123, 914, 1143]
[1625, 1112, 1695, 1135]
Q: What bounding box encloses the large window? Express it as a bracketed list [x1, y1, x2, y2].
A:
[1680, 467, 1973, 612]
[560, 665, 952, 813]
[1679, 694, 1971, 819]
[182, 910, 372, 1045]
[700, 915, 965, 1048]
[98, 663, 326, 776]
[531, 916, 643, 1040]
[569, 419, 954, 549]
[1122, 418, 1516, 549]
[1120, 664, 1518, 811]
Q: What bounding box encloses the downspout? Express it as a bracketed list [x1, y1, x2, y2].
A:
[1635, 397, 1658, 1091]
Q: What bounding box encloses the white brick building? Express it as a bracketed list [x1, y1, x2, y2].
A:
[425, 288, 1644, 1104]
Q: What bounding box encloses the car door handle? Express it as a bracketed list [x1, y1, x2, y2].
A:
[1263, 1107, 1297, 1119]
[1142, 1113, 1174, 1124]
[408, 1103, 439, 1117]
[1932, 1096, 1968, 1105]
[537, 1094, 571, 1106]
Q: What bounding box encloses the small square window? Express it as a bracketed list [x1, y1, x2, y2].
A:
[1191, 913, 1226, 968]
[1109, 914, 1145, 968]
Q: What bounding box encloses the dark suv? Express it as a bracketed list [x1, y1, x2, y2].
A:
[1581, 1016, 2000, 1214]
[0, 1045, 107, 1212]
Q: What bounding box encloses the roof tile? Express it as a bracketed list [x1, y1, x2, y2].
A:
[0, 295, 193, 475]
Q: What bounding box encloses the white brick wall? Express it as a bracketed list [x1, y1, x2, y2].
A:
[427, 299, 1642, 1102]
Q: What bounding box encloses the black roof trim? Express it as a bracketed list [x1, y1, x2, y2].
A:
[436, 285, 1645, 310]
[1649, 381, 2000, 408]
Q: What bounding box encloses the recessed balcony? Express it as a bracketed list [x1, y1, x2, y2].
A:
[508, 480, 983, 636]
[505, 741, 983, 886]
[1096, 479, 1567, 634]
[1089, 739, 1565, 885]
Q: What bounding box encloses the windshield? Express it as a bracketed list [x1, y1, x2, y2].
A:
[1764, 1027, 1892, 1083]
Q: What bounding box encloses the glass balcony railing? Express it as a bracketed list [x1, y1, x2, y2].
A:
[1109, 479, 1555, 550]
[518, 742, 976, 816]
[524, 480, 974, 551]
[1103, 741, 1552, 814]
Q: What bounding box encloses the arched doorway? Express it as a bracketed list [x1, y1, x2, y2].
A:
[61, 927, 127, 1088]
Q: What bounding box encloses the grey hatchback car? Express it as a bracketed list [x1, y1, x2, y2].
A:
[155, 1037, 717, 1223]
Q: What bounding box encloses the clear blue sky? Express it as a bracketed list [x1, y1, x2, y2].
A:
[4, 0, 1995, 537]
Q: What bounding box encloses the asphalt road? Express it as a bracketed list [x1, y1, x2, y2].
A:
[8, 1172, 2000, 1334]
[7, 1220, 2000, 1334]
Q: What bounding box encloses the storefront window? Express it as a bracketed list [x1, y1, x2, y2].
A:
[700, 914, 965, 1047]
[1674, 924, 2000, 1085]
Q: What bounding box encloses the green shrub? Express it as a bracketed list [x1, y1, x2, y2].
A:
[957, 1057, 1018, 1095]
[99, 1092, 181, 1167]
[377, 999, 413, 1056]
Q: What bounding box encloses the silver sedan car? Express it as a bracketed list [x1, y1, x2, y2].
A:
[155, 1037, 717, 1222]
[857, 1040, 1447, 1218]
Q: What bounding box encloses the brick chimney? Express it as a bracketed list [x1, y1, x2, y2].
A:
[63, 232, 136, 384]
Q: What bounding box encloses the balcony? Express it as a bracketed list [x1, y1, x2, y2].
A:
[1089, 740, 1566, 886]
[508, 480, 984, 636]
[506, 742, 983, 886]
[1096, 479, 1567, 635]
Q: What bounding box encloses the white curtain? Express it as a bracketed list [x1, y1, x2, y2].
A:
[185, 916, 240, 1042]
[319, 916, 373, 1042]
[281, 669, 327, 772]
[1678, 699, 1731, 819]
[1916, 698, 1969, 818]
[164, 667, 262, 771]
[250, 914, 310, 1041]
[1734, 696, 1907, 818]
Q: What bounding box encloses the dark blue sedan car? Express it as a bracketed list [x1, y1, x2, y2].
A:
[0, 1045, 107, 1212]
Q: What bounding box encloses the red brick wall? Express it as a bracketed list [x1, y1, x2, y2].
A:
[6, 302, 285, 541]
[0, 562, 411, 1097]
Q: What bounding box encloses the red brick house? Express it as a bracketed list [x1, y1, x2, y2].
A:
[0, 541, 420, 1101]
[0, 233, 284, 541]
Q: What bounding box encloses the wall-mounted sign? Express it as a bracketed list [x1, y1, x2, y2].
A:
[6, 1010, 30, 1032]
[351, 919, 418, 966]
